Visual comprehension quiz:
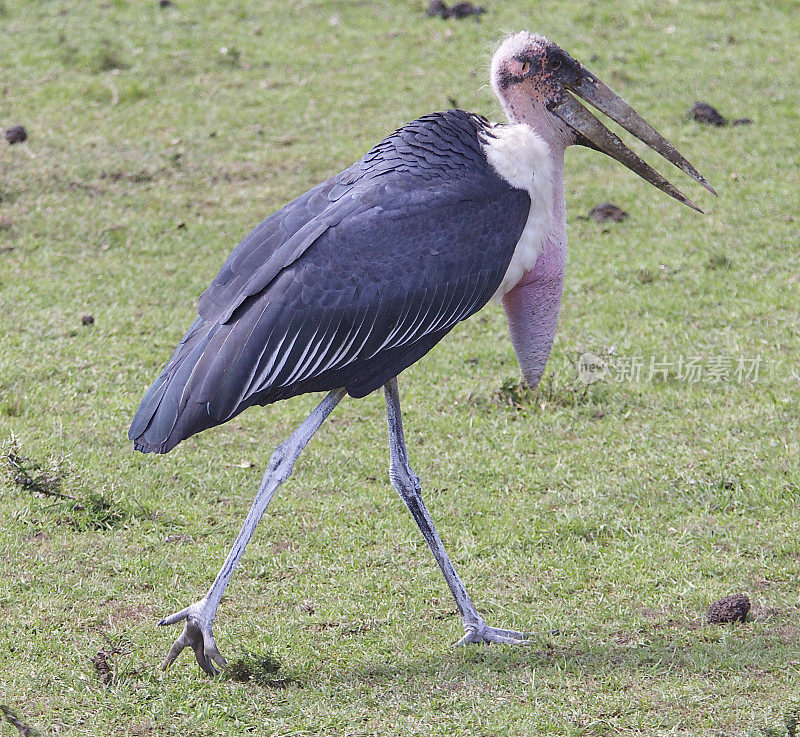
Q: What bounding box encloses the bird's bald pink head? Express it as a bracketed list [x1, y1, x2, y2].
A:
[491, 31, 715, 207]
[490, 32, 579, 152]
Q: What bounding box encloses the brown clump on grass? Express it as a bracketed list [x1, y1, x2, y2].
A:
[689, 102, 727, 126]
[589, 202, 628, 223]
[4, 125, 27, 144]
[706, 593, 751, 624]
[91, 651, 114, 685]
[427, 0, 485, 19]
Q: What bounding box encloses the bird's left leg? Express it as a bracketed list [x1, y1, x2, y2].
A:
[383, 377, 529, 646]
[158, 387, 346, 674]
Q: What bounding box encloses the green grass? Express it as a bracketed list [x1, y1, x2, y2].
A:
[1, 0, 799, 734]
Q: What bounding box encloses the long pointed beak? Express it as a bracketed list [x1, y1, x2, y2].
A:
[548, 65, 716, 211]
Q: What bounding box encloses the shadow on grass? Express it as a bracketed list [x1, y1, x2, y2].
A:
[340, 623, 794, 685]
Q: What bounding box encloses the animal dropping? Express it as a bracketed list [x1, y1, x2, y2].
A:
[4, 125, 27, 144]
[427, 0, 486, 19]
[130, 32, 714, 676]
[589, 203, 628, 223]
[706, 593, 750, 624]
[689, 102, 727, 126]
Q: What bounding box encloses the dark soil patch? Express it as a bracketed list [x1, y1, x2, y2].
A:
[100, 170, 157, 184]
[309, 619, 381, 635]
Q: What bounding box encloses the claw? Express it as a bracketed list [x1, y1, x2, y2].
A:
[159, 599, 228, 675]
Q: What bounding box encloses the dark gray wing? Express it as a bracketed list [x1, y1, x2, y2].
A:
[130, 111, 530, 453]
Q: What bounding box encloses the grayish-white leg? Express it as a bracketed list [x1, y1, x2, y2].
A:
[383, 377, 529, 645]
[159, 387, 347, 674]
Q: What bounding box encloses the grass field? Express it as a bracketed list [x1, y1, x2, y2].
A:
[1, 0, 799, 734]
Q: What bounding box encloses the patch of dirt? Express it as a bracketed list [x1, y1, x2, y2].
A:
[638, 606, 670, 620]
[163, 533, 193, 544]
[309, 619, 382, 635]
[99, 169, 157, 184]
[636, 267, 655, 284]
[751, 604, 784, 620]
[204, 163, 260, 185]
[270, 540, 296, 553]
[775, 625, 799, 644]
[428, 608, 458, 621]
[104, 600, 156, 626]
[69, 180, 105, 197]
[124, 722, 157, 737]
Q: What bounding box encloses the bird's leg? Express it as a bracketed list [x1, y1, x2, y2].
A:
[383, 378, 529, 646]
[159, 387, 346, 674]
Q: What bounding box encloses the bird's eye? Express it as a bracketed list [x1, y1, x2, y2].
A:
[520, 61, 530, 74]
[549, 58, 562, 70]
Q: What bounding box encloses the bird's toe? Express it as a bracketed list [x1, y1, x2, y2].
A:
[456, 622, 530, 646]
[159, 600, 227, 675]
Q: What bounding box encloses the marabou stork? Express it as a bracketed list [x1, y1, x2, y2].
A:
[130, 32, 715, 674]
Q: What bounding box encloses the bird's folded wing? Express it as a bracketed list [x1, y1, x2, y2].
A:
[199, 178, 530, 419]
[130, 110, 531, 452]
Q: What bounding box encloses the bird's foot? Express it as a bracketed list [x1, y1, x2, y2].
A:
[455, 619, 530, 646]
[158, 599, 227, 675]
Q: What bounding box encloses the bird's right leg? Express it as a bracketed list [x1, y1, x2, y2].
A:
[383, 377, 529, 646]
[158, 387, 346, 675]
